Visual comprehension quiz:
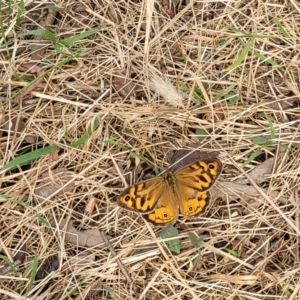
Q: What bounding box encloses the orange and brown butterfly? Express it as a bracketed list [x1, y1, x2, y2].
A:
[117, 158, 222, 225]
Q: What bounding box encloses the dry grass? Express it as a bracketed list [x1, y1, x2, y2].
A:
[1, 0, 300, 299]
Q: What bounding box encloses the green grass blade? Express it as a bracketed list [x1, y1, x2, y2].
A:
[224, 248, 241, 257]
[104, 138, 154, 167]
[0, 194, 49, 226]
[191, 253, 202, 271]
[2, 53, 80, 105]
[21, 29, 56, 41]
[242, 149, 261, 167]
[1, 118, 101, 172]
[0, 255, 17, 273]
[16, 0, 24, 27]
[254, 51, 285, 73]
[238, 38, 286, 73]
[70, 117, 101, 148]
[59, 28, 99, 46]
[273, 16, 290, 38]
[212, 85, 237, 102]
[264, 111, 275, 140]
[227, 39, 252, 70]
[228, 27, 277, 39]
[25, 254, 39, 294]
[0, 145, 59, 172]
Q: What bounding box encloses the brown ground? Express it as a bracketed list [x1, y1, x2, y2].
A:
[1, 0, 300, 299]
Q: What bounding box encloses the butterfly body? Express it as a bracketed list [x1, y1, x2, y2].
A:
[118, 159, 222, 225]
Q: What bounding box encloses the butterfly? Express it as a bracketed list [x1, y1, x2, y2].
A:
[117, 158, 222, 225]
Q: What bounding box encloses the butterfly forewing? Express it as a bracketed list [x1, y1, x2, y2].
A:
[174, 159, 222, 218]
[117, 177, 165, 213]
[175, 159, 222, 191]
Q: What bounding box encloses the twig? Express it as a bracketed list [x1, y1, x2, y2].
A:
[100, 231, 132, 284]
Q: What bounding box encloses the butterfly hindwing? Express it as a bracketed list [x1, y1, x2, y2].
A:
[144, 187, 179, 225]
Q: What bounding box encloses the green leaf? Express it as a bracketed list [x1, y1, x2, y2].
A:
[195, 129, 208, 142]
[188, 232, 203, 248]
[54, 42, 63, 54]
[251, 136, 270, 145]
[181, 52, 188, 64]
[194, 87, 204, 98]
[160, 225, 181, 254]
[250, 112, 274, 147]
[191, 253, 202, 271]
[228, 94, 239, 104]
[279, 143, 290, 151]
[242, 149, 261, 167]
